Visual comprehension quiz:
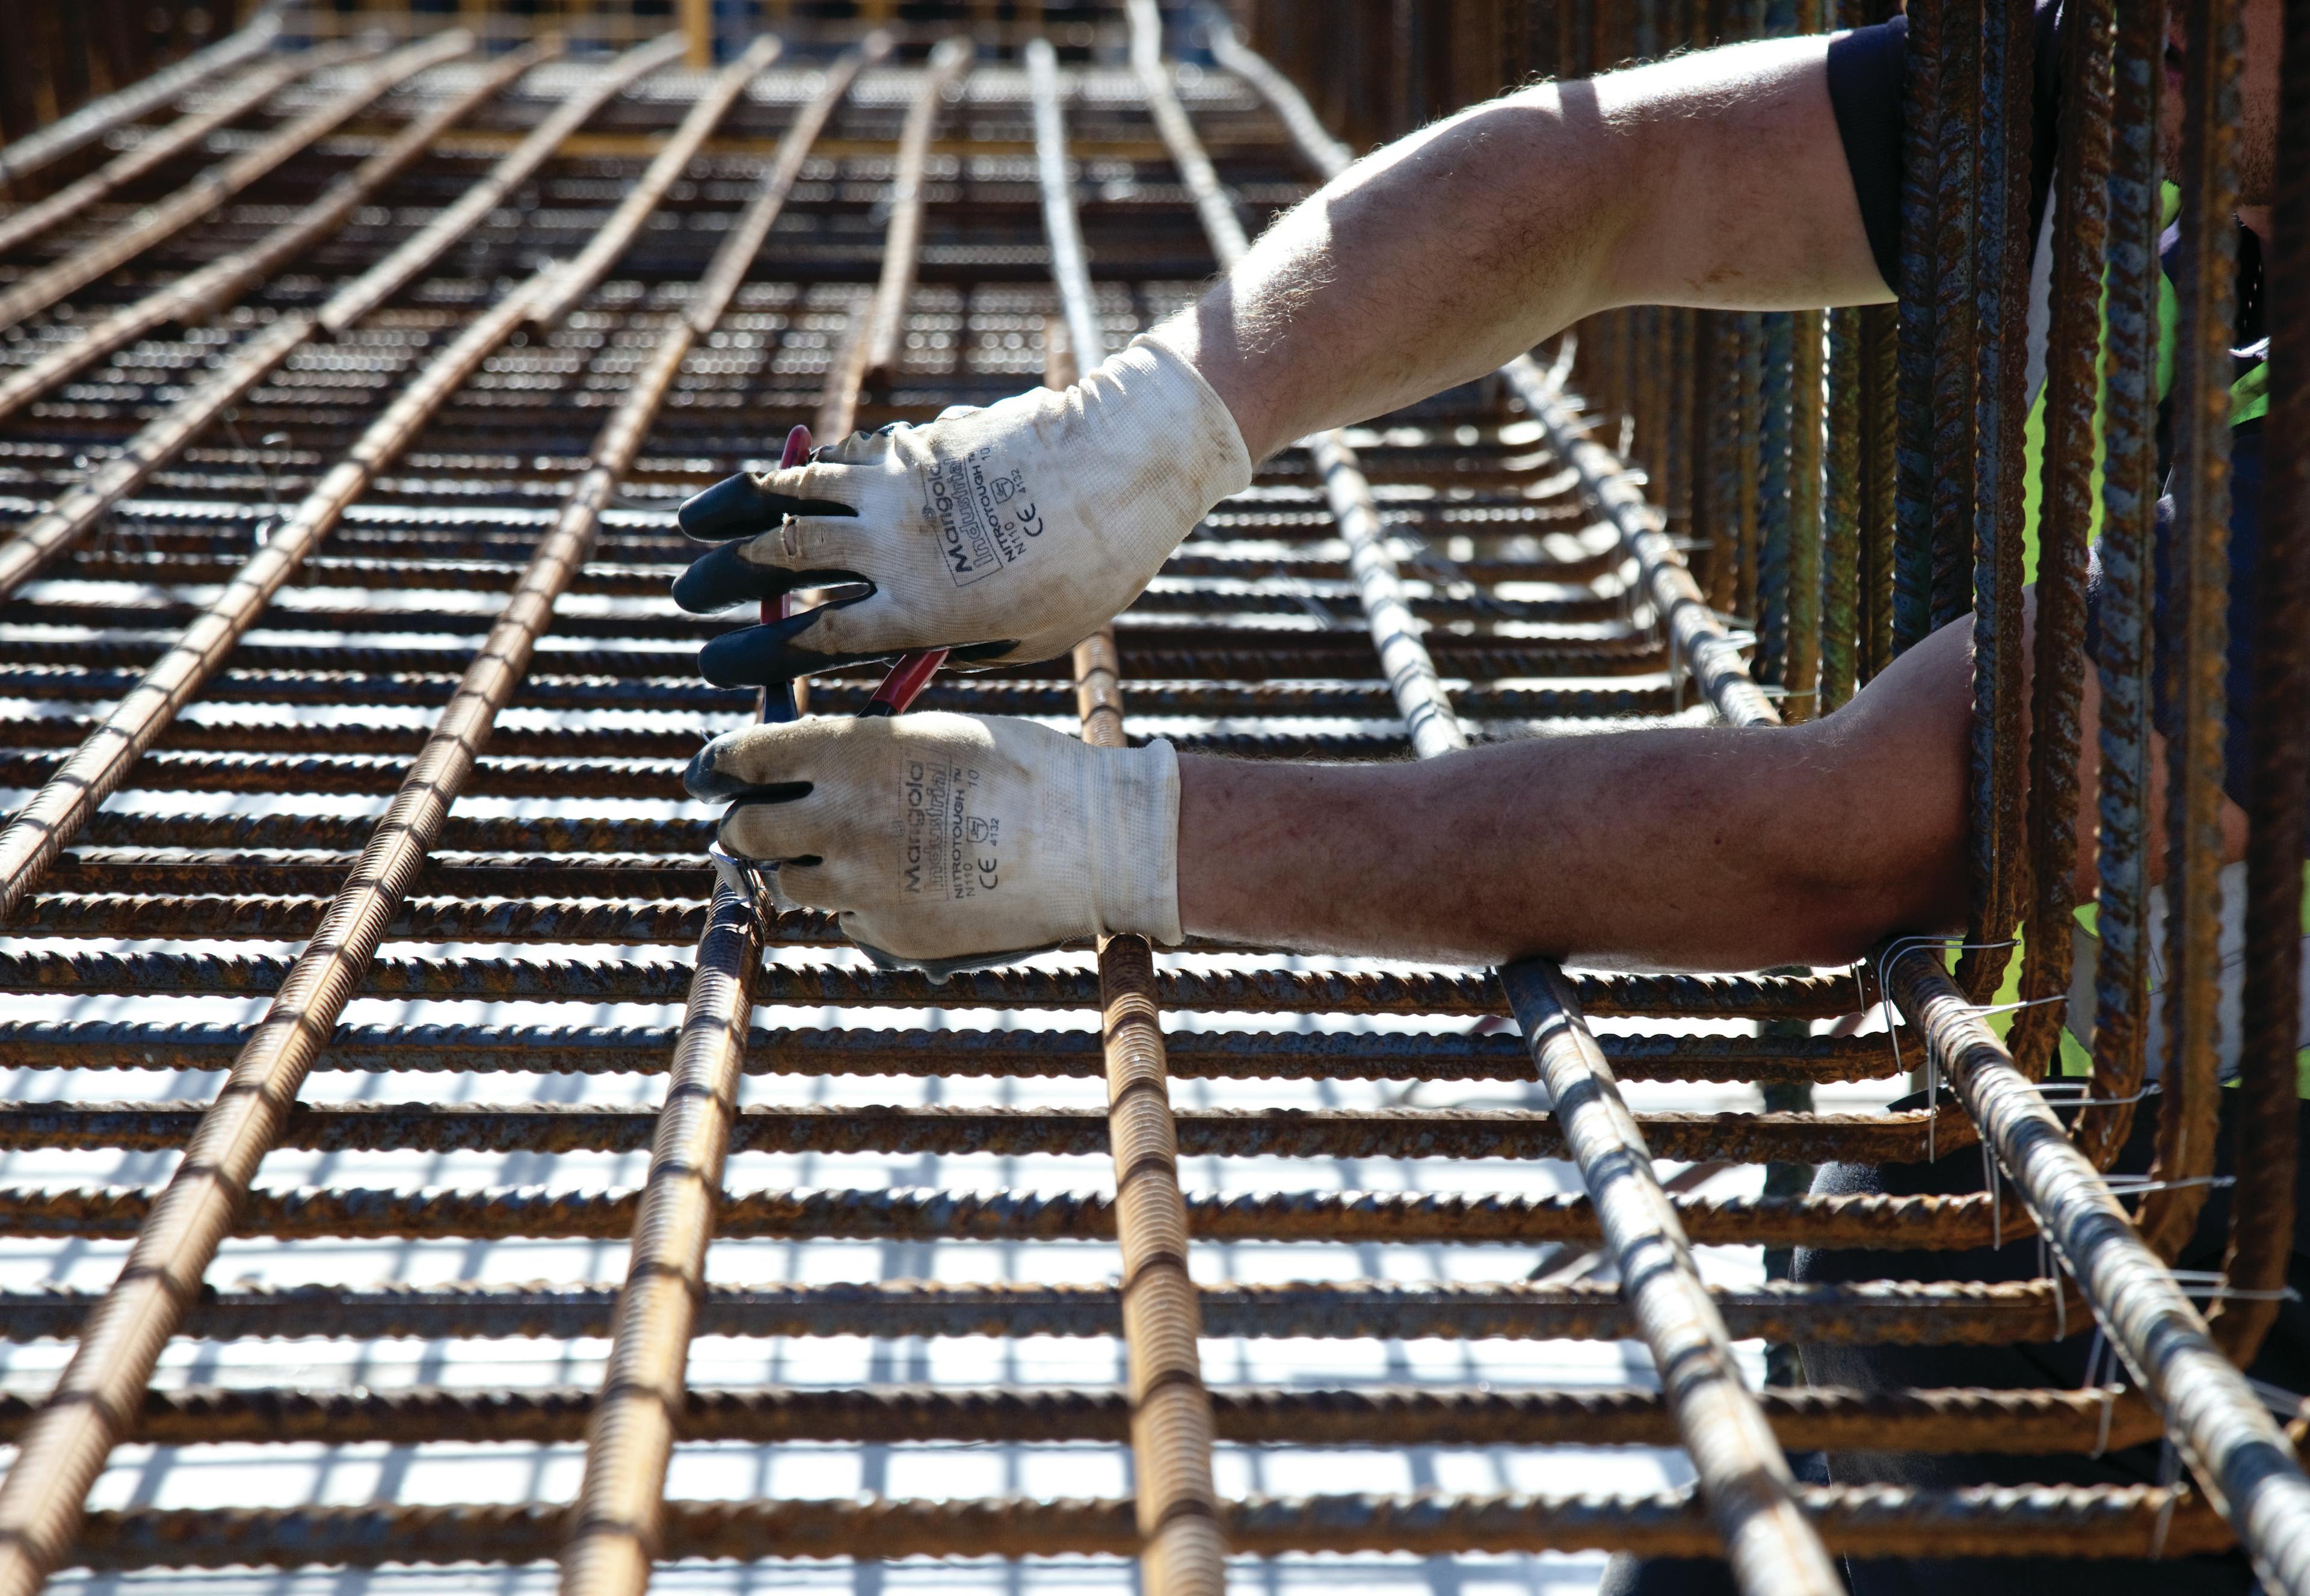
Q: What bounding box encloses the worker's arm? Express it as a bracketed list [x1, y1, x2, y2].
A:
[687, 604, 2246, 977]
[671, 33, 1886, 685]
[1157, 32, 1889, 462]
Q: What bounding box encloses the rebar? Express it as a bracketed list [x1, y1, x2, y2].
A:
[0, 37, 469, 333]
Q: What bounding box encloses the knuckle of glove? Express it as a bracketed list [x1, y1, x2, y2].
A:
[683, 720, 824, 802]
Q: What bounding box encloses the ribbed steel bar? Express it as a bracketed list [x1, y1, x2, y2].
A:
[2137, 0, 2245, 1259]
[0, 39, 731, 925]
[1858, 298, 1897, 677]
[1041, 90, 1223, 1591]
[0, 37, 467, 333]
[1782, 307, 1825, 721]
[0, 666, 1669, 725]
[0, 936, 1864, 1021]
[1924, 0, 1981, 632]
[2213, 0, 2310, 1367]
[1888, 944, 2310, 1591]
[1133, 0, 1249, 260]
[852, 37, 973, 390]
[1027, 39, 1107, 374]
[1502, 355, 1778, 729]
[0, 35, 684, 607]
[316, 33, 689, 334]
[0, 45, 787, 1596]
[1210, 39, 1831, 1588]
[0, 1098, 1957, 1167]
[0, 1379, 2167, 1456]
[1821, 305, 1860, 713]
[1885, 0, 1940, 661]
[0, 1276, 2076, 1347]
[58, 1486, 2238, 1570]
[2009, 0, 2111, 1080]
[0, 7, 286, 190]
[0, 1179, 2011, 1251]
[0, 1019, 1899, 1085]
[0, 38, 555, 426]
[557, 47, 860, 1595]
[0, 282, 546, 923]
[1955, 0, 2034, 1001]
[0, 48, 339, 259]
[2072, 0, 2164, 1169]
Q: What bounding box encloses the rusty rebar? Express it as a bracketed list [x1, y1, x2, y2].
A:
[1502, 356, 1778, 729]
[0, 48, 338, 259]
[2072, 0, 2166, 1170]
[1924, 0, 1981, 635]
[0, 36, 684, 608]
[0, 37, 466, 333]
[0, 1379, 2167, 1456]
[2139, 0, 2245, 1260]
[60, 1486, 2237, 1570]
[1042, 81, 1224, 1592]
[1821, 305, 1860, 714]
[0, 1097, 1961, 1166]
[0, 1275, 2078, 1348]
[0, 39, 558, 427]
[2210, 0, 2310, 1367]
[0, 1179, 2018, 1251]
[0, 44, 786, 1595]
[848, 37, 973, 397]
[0, 8, 285, 191]
[0, 1018, 1899, 1085]
[2009, 0, 2111, 1082]
[1888, 942, 2310, 1589]
[556, 46, 863, 1595]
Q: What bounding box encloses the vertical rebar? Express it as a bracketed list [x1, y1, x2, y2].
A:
[2139, 0, 2246, 1260]
[2073, 0, 2165, 1171]
[1891, 0, 1943, 652]
[1927, 0, 1982, 634]
[1822, 306, 1861, 714]
[2009, 0, 2111, 1080]
[557, 45, 867, 1596]
[1052, 30, 1225, 1593]
[1784, 309, 1825, 722]
[1955, 0, 2034, 1001]
[2210, 0, 2310, 1368]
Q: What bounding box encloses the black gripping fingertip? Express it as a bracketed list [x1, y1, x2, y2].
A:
[677, 473, 778, 542]
[697, 603, 892, 688]
[675, 470, 856, 543]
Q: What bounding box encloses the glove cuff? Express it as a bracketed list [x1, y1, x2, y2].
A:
[1097, 335, 1255, 509]
[1085, 736, 1184, 946]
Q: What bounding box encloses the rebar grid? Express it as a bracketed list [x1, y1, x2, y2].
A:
[0, 4, 2299, 1594]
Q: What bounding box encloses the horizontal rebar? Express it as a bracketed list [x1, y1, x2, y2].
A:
[0, 1098, 1957, 1166]
[0, 1379, 2161, 1456]
[60, 1485, 2234, 1568]
[0, 1180, 2010, 1250]
[0, 1020, 1898, 1085]
[0, 948, 1864, 1019]
[0, 1277, 2070, 1346]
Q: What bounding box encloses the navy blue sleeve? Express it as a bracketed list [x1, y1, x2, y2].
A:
[1825, 5, 2063, 298]
[1823, 19, 1908, 295]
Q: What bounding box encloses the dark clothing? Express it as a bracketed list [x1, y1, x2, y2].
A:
[1828, 4, 2273, 819]
[1598, 20, 2294, 1593]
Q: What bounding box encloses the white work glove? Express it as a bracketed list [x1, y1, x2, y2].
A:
[686, 712, 1184, 979]
[671, 335, 1251, 683]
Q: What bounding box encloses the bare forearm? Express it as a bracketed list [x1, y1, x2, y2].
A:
[1174, 724, 1966, 972]
[1153, 35, 1887, 461]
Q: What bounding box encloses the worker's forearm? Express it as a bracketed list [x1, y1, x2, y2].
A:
[1153, 35, 1886, 461]
[1174, 724, 1966, 973]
